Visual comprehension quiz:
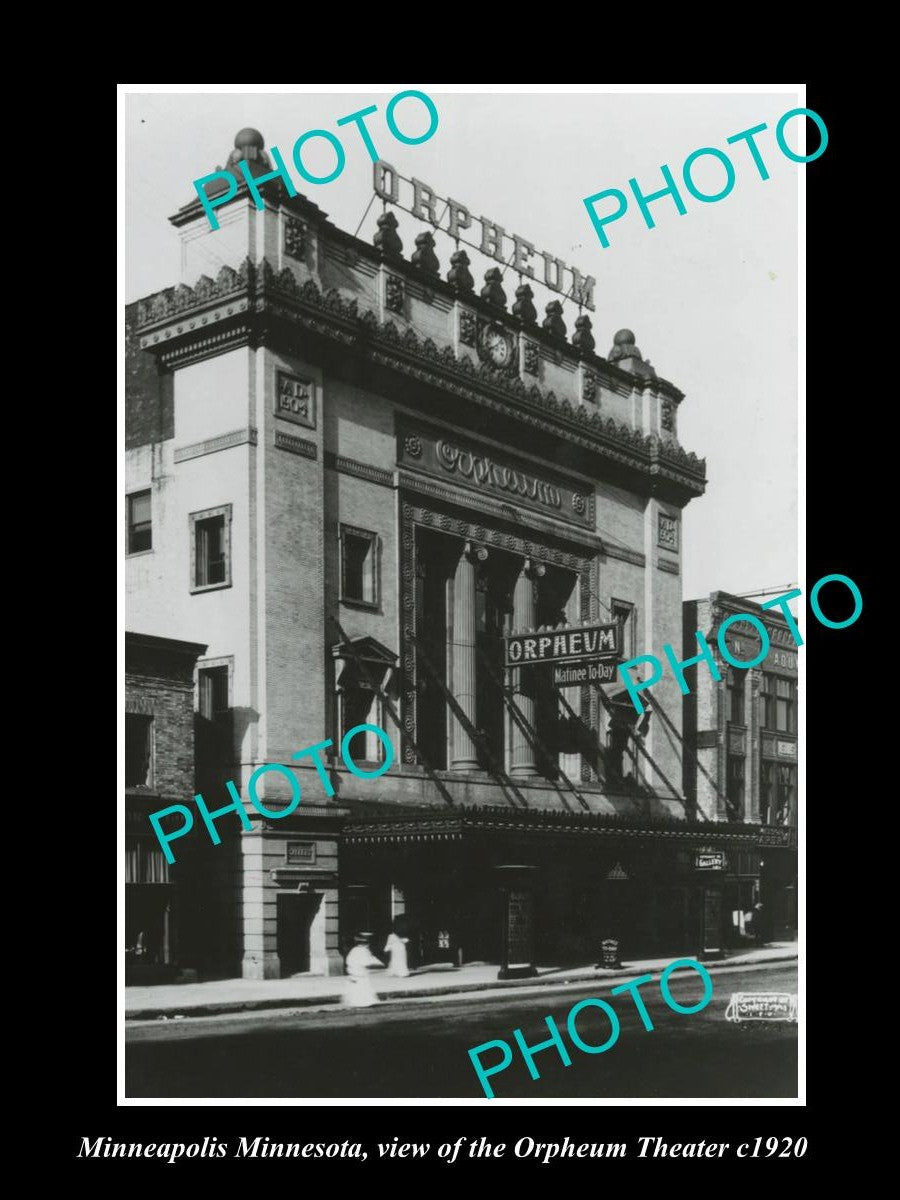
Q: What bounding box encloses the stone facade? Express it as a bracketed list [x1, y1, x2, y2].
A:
[124, 135, 731, 979]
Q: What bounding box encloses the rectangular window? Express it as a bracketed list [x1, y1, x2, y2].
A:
[775, 677, 797, 733]
[125, 714, 153, 788]
[127, 490, 152, 554]
[611, 599, 636, 660]
[777, 764, 797, 825]
[125, 836, 170, 884]
[190, 506, 232, 592]
[727, 669, 746, 726]
[199, 665, 230, 722]
[340, 687, 385, 763]
[761, 759, 777, 825]
[761, 673, 796, 732]
[760, 673, 775, 729]
[341, 525, 379, 607]
[726, 755, 745, 819]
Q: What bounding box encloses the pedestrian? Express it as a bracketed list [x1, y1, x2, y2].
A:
[751, 901, 767, 945]
[384, 923, 410, 978]
[344, 932, 383, 1008]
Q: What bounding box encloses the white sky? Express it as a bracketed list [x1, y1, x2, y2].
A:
[123, 87, 800, 601]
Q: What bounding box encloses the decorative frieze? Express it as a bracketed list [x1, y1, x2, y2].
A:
[274, 431, 317, 459]
[174, 427, 257, 463]
[458, 308, 477, 347]
[284, 216, 307, 260]
[134, 259, 706, 495]
[324, 451, 393, 487]
[385, 274, 405, 314]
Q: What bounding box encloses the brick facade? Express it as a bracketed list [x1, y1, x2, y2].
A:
[125, 633, 206, 975]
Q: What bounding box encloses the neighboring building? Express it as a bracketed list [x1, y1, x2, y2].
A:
[125, 632, 206, 979]
[125, 126, 736, 981]
[682, 592, 799, 943]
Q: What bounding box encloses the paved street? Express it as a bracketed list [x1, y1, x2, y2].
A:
[126, 962, 798, 1099]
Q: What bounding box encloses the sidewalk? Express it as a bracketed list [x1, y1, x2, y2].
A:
[125, 942, 797, 1021]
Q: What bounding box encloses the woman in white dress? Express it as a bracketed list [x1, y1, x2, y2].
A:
[344, 932, 382, 1007]
[384, 929, 410, 977]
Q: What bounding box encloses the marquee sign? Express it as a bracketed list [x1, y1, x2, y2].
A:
[695, 850, 726, 871]
[505, 622, 619, 668]
[552, 660, 617, 687]
[375, 161, 595, 311]
[757, 826, 797, 849]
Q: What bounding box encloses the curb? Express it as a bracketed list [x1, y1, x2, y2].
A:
[125, 951, 797, 1022]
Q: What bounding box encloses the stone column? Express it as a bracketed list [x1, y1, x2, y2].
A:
[450, 542, 487, 770]
[510, 559, 544, 777]
[309, 888, 344, 976]
[747, 669, 761, 823]
[241, 829, 280, 979]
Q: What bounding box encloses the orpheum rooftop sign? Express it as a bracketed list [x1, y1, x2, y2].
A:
[374, 162, 596, 312]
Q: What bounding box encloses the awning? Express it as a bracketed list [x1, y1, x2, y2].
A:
[343, 804, 789, 848]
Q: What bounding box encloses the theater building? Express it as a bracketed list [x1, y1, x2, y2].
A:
[125, 126, 772, 980]
[682, 592, 799, 944]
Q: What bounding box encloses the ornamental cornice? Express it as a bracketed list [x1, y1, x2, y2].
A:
[342, 804, 774, 843]
[135, 259, 706, 494]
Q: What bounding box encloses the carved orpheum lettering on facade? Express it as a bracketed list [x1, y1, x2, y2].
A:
[374, 161, 596, 312]
[397, 421, 594, 530]
[275, 371, 316, 429]
[437, 440, 561, 508]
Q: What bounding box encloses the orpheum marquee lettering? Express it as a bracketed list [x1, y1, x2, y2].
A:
[398, 424, 594, 531]
[375, 162, 595, 311]
[506, 623, 619, 667]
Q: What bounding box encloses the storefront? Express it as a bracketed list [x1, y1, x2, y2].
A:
[342, 808, 776, 966]
[682, 593, 798, 945]
[124, 633, 207, 982]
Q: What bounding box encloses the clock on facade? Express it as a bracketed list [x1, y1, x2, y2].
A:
[478, 322, 515, 370]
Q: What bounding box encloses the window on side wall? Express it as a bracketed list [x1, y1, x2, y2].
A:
[760, 758, 777, 824]
[198, 664, 230, 722]
[775, 677, 797, 734]
[125, 714, 153, 788]
[340, 687, 385, 763]
[760, 673, 775, 729]
[726, 754, 745, 820]
[341, 525, 379, 608]
[190, 505, 232, 592]
[127, 490, 152, 554]
[611, 599, 635, 660]
[727, 668, 746, 725]
[777, 764, 797, 825]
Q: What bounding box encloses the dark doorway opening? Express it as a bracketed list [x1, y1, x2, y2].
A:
[277, 893, 320, 976]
